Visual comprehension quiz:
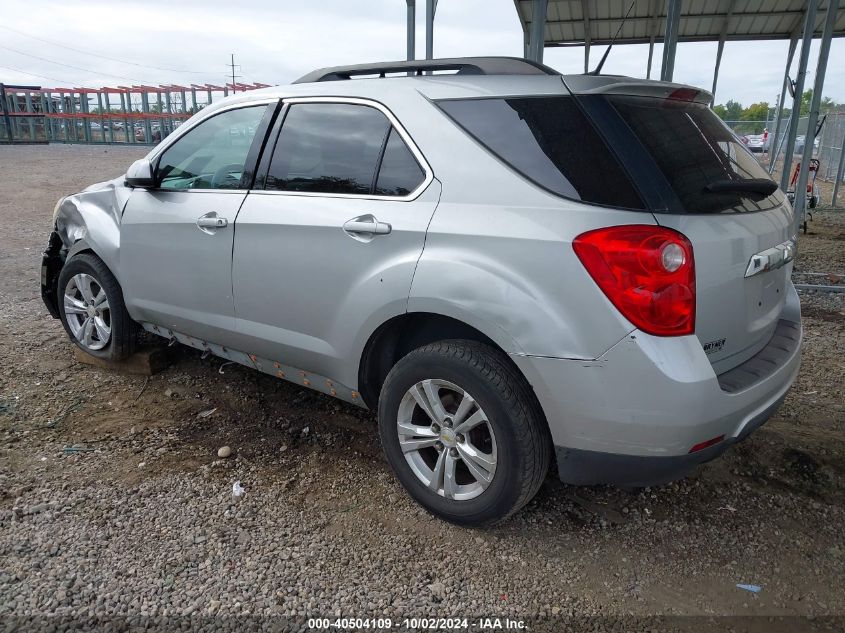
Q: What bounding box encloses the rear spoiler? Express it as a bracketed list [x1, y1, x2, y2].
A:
[562, 76, 713, 105]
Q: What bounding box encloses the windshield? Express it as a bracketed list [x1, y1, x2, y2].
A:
[608, 95, 784, 214]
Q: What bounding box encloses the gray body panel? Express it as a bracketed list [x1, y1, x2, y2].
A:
[121, 190, 246, 346]
[47, 67, 803, 482]
[54, 176, 132, 280]
[231, 181, 441, 390]
[656, 206, 794, 373]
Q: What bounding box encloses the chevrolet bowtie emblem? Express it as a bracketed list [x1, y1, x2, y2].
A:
[745, 238, 796, 278]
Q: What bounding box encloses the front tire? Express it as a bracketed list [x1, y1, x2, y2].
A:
[378, 340, 550, 526]
[57, 253, 135, 361]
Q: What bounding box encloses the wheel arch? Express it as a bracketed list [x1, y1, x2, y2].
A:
[357, 311, 540, 414]
[53, 178, 127, 286]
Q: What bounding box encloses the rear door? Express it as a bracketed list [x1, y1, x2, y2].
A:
[231, 98, 438, 383]
[121, 102, 275, 343]
[603, 95, 794, 372]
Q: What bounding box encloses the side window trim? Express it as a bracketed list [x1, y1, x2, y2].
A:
[369, 124, 393, 195]
[256, 96, 433, 201]
[254, 103, 290, 191]
[239, 99, 284, 190]
[150, 99, 278, 193]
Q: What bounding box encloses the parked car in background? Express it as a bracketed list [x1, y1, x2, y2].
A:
[134, 125, 162, 143]
[41, 57, 802, 525]
[794, 135, 820, 156]
[745, 134, 767, 153]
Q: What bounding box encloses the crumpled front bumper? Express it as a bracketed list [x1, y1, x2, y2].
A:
[41, 231, 64, 319]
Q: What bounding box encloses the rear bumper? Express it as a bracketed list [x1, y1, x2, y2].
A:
[553, 390, 786, 487]
[511, 283, 802, 486]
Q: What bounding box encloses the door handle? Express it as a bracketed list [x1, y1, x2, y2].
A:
[196, 212, 228, 233]
[343, 215, 392, 237]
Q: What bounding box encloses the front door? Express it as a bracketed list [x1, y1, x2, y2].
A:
[231, 99, 438, 385]
[120, 102, 273, 344]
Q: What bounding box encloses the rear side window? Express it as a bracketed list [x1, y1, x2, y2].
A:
[609, 96, 784, 214]
[437, 96, 644, 209]
[375, 128, 425, 196]
[265, 102, 425, 197]
[267, 103, 389, 195]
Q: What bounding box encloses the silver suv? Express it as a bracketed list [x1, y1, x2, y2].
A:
[42, 58, 802, 525]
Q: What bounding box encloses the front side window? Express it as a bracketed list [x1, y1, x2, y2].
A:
[265, 102, 425, 197]
[437, 96, 645, 209]
[156, 105, 267, 190]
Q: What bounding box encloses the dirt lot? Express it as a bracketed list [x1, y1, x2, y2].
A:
[1, 145, 844, 631]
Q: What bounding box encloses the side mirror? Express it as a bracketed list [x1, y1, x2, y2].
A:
[125, 158, 156, 188]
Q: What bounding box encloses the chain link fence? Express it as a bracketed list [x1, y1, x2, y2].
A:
[725, 114, 844, 209]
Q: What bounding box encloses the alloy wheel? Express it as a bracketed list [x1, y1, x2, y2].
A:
[396, 379, 497, 501]
[63, 273, 111, 351]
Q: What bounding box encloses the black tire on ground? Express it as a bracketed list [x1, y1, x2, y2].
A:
[57, 252, 136, 361]
[378, 340, 551, 526]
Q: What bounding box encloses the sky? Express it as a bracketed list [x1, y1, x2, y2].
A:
[1, 0, 843, 109]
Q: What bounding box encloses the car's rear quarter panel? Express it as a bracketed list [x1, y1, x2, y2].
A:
[403, 81, 654, 360]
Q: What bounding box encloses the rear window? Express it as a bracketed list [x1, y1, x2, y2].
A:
[608, 96, 784, 214]
[437, 96, 645, 209]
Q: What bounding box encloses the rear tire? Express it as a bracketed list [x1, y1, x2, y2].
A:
[57, 253, 136, 361]
[378, 340, 550, 526]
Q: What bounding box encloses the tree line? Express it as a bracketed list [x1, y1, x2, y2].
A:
[713, 90, 842, 134]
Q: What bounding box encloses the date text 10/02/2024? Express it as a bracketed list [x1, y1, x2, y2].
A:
[307, 617, 527, 630]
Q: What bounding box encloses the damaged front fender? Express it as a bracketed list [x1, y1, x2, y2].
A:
[42, 176, 133, 318]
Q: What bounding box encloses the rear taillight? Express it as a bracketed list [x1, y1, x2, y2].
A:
[573, 225, 695, 336]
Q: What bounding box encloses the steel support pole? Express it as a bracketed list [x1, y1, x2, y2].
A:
[40, 92, 52, 142]
[661, 0, 682, 81]
[780, 0, 818, 193]
[581, 0, 591, 73]
[141, 91, 152, 144]
[96, 92, 105, 142]
[157, 91, 164, 141]
[58, 92, 68, 142]
[793, 0, 837, 232]
[81, 93, 91, 143]
[647, 40, 655, 78]
[122, 92, 130, 143]
[645, 0, 659, 79]
[711, 40, 725, 103]
[164, 89, 172, 137]
[711, 1, 735, 103]
[425, 0, 434, 60]
[769, 35, 799, 174]
[528, 0, 548, 63]
[406, 0, 416, 61]
[832, 125, 845, 208]
[25, 91, 36, 142]
[0, 84, 11, 143]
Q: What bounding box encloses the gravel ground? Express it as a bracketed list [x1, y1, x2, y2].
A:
[1, 145, 844, 632]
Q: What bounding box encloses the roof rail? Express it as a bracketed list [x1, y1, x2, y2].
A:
[293, 56, 560, 84]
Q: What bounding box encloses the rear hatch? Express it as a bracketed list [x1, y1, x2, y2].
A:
[574, 84, 793, 373]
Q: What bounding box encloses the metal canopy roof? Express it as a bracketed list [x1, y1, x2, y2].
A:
[513, 0, 845, 46]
